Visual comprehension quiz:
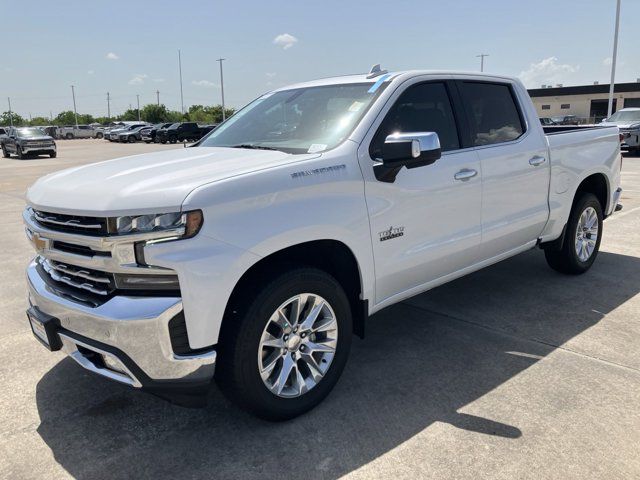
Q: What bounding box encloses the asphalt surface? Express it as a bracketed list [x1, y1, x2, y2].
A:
[0, 140, 639, 479]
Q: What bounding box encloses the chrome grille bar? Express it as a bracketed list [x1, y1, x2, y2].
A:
[41, 259, 112, 296]
[44, 259, 112, 284]
[34, 211, 103, 230]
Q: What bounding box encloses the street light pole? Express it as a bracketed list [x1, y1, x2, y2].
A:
[136, 94, 140, 121]
[70, 85, 78, 127]
[178, 49, 185, 114]
[156, 90, 160, 106]
[7, 97, 13, 127]
[476, 53, 489, 72]
[107, 92, 111, 119]
[217, 58, 226, 121]
[607, 0, 622, 118]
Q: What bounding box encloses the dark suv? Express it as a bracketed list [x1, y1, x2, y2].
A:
[1, 127, 57, 159]
[156, 122, 203, 143]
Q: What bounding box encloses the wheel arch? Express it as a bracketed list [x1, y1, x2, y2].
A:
[221, 239, 368, 342]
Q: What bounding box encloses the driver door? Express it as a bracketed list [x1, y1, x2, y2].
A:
[358, 80, 482, 305]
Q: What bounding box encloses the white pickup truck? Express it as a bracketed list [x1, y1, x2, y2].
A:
[23, 68, 623, 419]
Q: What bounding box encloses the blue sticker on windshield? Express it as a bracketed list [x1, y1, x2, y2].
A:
[368, 74, 391, 93]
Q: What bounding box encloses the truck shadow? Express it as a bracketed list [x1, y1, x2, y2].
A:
[35, 249, 640, 479]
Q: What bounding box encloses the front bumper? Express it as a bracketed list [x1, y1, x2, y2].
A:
[620, 130, 640, 149]
[22, 144, 56, 154]
[26, 260, 217, 404]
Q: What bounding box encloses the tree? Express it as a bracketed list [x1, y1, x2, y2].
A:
[186, 104, 234, 124]
[120, 108, 140, 121]
[0, 111, 26, 126]
[53, 111, 78, 126]
[29, 116, 51, 126]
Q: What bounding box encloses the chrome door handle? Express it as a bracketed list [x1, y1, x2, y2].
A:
[454, 168, 478, 181]
[529, 156, 546, 166]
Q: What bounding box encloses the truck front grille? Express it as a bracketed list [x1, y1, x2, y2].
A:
[40, 258, 115, 297]
[33, 210, 110, 236]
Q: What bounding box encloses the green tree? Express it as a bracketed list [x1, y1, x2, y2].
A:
[53, 111, 78, 126]
[29, 116, 52, 126]
[140, 104, 170, 123]
[0, 111, 26, 126]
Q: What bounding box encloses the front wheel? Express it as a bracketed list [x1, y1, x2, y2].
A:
[49, 151, 57, 158]
[545, 193, 603, 274]
[216, 268, 352, 420]
[128, 136, 136, 143]
[17, 146, 25, 159]
[1, 145, 9, 158]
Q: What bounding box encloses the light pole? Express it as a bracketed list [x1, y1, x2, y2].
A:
[217, 58, 226, 121]
[156, 90, 160, 106]
[178, 49, 185, 114]
[476, 53, 489, 72]
[70, 85, 78, 127]
[107, 92, 111, 120]
[136, 94, 140, 121]
[7, 97, 13, 127]
[607, 0, 621, 118]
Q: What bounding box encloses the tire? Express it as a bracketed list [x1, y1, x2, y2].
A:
[1, 145, 9, 158]
[545, 193, 603, 274]
[17, 146, 25, 159]
[169, 136, 177, 144]
[216, 268, 353, 420]
[96, 132, 103, 139]
[65, 133, 73, 140]
[128, 136, 136, 143]
[49, 151, 57, 158]
[160, 139, 167, 144]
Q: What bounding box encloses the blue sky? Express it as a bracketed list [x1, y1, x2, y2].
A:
[1, 0, 639, 118]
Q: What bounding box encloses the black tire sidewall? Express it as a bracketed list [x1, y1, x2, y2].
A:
[564, 193, 603, 272]
[217, 268, 353, 420]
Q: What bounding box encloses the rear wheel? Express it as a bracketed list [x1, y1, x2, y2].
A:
[128, 136, 136, 143]
[545, 193, 603, 274]
[216, 268, 352, 420]
[96, 132, 103, 139]
[169, 136, 177, 144]
[1, 145, 9, 158]
[65, 133, 73, 140]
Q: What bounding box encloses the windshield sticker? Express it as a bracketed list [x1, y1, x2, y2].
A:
[307, 144, 327, 153]
[367, 73, 391, 93]
[348, 101, 364, 112]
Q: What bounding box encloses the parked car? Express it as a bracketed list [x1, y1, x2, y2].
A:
[107, 123, 148, 141]
[1, 126, 56, 158]
[118, 125, 151, 143]
[539, 117, 557, 126]
[0, 127, 7, 139]
[601, 107, 640, 155]
[57, 125, 96, 139]
[141, 123, 174, 143]
[551, 115, 579, 125]
[22, 69, 622, 420]
[156, 122, 203, 143]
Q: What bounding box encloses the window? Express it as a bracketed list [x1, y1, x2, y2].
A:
[369, 82, 460, 159]
[561, 104, 570, 109]
[459, 82, 524, 146]
[541, 105, 550, 110]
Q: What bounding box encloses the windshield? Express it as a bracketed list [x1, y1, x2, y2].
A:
[200, 82, 388, 154]
[606, 110, 640, 123]
[17, 128, 45, 137]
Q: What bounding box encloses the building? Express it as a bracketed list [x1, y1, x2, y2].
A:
[528, 82, 640, 123]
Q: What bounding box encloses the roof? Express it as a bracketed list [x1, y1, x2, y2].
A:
[529, 82, 640, 97]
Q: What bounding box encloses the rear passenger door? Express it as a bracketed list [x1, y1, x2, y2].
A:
[457, 80, 550, 260]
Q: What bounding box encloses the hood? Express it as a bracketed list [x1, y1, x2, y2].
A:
[601, 121, 640, 129]
[27, 147, 319, 216]
[19, 135, 53, 141]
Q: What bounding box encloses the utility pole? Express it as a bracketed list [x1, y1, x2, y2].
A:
[156, 90, 160, 106]
[178, 49, 184, 114]
[136, 94, 140, 121]
[107, 92, 111, 119]
[7, 97, 13, 127]
[70, 85, 78, 127]
[50, 110, 53, 122]
[217, 58, 226, 121]
[607, 0, 621, 118]
[476, 53, 489, 72]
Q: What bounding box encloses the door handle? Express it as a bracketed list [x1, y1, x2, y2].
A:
[529, 155, 546, 166]
[454, 168, 478, 181]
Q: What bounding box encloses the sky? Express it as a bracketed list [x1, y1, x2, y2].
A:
[1, 0, 639, 119]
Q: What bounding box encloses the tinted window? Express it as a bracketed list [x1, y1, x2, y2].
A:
[460, 82, 524, 146]
[370, 82, 459, 158]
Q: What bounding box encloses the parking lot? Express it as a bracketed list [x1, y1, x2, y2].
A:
[0, 140, 639, 479]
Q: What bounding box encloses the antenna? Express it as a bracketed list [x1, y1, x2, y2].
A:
[366, 64, 388, 79]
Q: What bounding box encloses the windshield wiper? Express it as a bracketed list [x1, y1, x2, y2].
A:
[231, 144, 279, 151]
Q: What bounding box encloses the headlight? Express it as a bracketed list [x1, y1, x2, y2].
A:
[113, 210, 203, 238]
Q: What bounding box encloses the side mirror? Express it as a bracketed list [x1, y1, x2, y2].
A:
[375, 132, 442, 182]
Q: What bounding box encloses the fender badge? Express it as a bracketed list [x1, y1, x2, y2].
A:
[379, 226, 404, 242]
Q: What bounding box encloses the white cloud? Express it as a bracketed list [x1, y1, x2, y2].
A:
[153, 78, 165, 83]
[603, 57, 612, 66]
[518, 57, 579, 88]
[192, 79, 218, 88]
[273, 33, 298, 50]
[87, 70, 95, 75]
[128, 73, 148, 85]
[106, 52, 119, 60]
[266, 72, 276, 78]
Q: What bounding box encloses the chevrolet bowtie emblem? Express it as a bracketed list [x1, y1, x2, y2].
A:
[27, 230, 47, 252]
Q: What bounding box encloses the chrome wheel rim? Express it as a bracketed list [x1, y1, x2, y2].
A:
[258, 293, 338, 398]
[575, 206, 598, 262]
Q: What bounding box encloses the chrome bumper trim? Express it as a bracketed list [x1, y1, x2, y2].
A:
[27, 261, 216, 384]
